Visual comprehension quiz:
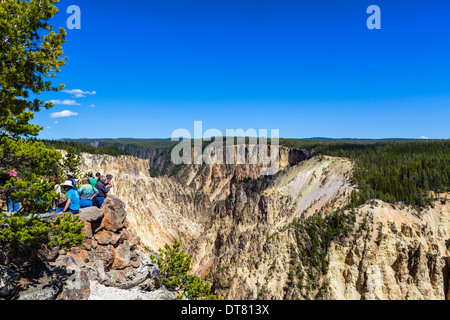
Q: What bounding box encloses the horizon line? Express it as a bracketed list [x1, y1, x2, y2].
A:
[43, 137, 449, 141]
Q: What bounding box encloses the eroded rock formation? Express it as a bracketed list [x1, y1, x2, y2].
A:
[79, 148, 450, 300]
[326, 200, 450, 300]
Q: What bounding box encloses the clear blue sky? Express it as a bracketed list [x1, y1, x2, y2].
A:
[34, 0, 450, 140]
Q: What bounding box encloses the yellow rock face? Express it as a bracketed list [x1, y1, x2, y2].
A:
[79, 150, 450, 300]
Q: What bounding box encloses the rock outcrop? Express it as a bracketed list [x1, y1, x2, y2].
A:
[326, 200, 450, 300]
[0, 195, 175, 300]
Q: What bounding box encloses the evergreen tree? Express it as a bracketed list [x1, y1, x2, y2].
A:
[62, 146, 83, 183]
[0, 0, 84, 259]
[150, 240, 218, 300]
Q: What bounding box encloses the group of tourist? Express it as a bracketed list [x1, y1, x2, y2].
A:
[55, 172, 114, 214]
[4, 167, 113, 215]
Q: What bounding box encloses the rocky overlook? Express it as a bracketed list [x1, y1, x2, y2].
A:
[0, 195, 175, 300]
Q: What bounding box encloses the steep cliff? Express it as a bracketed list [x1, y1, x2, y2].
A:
[326, 200, 449, 300]
[90, 139, 175, 166]
[79, 149, 450, 300]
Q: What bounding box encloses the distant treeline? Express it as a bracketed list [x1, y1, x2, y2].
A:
[46, 138, 450, 209]
[280, 139, 450, 209]
[42, 140, 131, 156]
[65, 138, 178, 151]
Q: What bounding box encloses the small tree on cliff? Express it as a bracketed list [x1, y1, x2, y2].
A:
[0, 0, 84, 260]
[62, 146, 83, 183]
[150, 240, 218, 300]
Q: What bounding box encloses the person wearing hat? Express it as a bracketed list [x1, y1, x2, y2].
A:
[56, 180, 80, 214]
[67, 172, 77, 190]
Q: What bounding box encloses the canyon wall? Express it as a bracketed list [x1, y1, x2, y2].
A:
[326, 200, 449, 300]
[79, 148, 450, 300]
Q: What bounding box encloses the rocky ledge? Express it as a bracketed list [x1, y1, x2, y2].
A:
[0, 195, 175, 300]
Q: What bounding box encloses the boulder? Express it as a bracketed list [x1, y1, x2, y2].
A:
[112, 241, 131, 270]
[0, 266, 19, 298]
[50, 206, 103, 225]
[17, 280, 62, 300]
[110, 232, 122, 247]
[67, 247, 90, 267]
[95, 230, 114, 246]
[57, 269, 90, 300]
[89, 245, 116, 271]
[15, 263, 66, 301]
[54, 256, 90, 300]
[78, 206, 104, 222]
[82, 221, 93, 240]
[100, 196, 128, 232]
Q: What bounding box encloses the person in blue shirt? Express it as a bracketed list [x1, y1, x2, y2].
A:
[56, 180, 80, 214]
